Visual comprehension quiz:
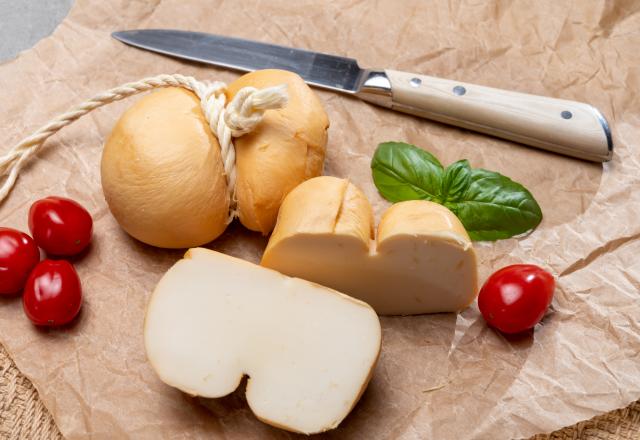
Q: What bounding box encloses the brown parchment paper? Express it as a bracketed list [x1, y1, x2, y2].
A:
[0, 0, 639, 438]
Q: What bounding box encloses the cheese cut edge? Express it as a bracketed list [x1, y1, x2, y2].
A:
[144, 247, 382, 434]
[262, 177, 479, 315]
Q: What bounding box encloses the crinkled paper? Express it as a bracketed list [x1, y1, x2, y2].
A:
[0, 0, 639, 438]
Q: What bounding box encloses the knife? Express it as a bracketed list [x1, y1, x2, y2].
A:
[112, 29, 613, 162]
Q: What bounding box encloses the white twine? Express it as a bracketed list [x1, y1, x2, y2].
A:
[0, 73, 288, 222]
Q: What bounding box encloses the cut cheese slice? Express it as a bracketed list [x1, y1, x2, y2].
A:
[144, 248, 381, 434]
[261, 176, 478, 315]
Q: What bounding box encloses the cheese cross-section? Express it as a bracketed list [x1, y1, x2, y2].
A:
[144, 248, 381, 434]
[261, 176, 478, 315]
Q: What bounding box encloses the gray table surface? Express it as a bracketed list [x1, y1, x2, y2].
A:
[0, 0, 74, 62]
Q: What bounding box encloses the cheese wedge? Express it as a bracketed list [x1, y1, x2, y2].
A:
[144, 248, 381, 434]
[261, 176, 478, 315]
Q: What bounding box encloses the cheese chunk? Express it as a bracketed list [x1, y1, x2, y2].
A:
[261, 176, 478, 315]
[144, 248, 381, 434]
[227, 69, 329, 234]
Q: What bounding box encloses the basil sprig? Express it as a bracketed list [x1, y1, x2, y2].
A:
[371, 141, 542, 241]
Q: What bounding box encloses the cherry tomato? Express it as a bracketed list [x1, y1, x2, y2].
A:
[478, 264, 555, 334]
[23, 259, 82, 326]
[0, 228, 40, 295]
[29, 196, 93, 256]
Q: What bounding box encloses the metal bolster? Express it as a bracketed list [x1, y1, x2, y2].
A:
[354, 69, 393, 107]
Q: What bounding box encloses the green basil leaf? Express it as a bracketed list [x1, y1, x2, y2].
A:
[371, 141, 444, 202]
[444, 168, 543, 241]
[370, 142, 543, 241]
[440, 159, 471, 202]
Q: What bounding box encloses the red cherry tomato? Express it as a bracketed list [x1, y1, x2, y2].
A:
[29, 196, 93, 256]
[0, 228, 40, 295]
[23, 259, 82, 326]
[478, 264, 555, 334]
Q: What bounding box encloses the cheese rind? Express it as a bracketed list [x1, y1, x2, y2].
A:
[144, 248, 381, 434]
[262, 176, 479, 315]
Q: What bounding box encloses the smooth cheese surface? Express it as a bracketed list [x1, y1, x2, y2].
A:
[101, 88, 229, 248]
[144, 248, 381, 434]
[261, 176, 479, 315]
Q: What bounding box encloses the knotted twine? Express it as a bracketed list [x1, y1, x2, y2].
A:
[0, 74, 288, 222]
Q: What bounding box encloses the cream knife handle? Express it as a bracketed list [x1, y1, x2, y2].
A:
[359, 69, 613, 162]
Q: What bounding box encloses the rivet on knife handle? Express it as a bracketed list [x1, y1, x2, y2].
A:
[357, 70, 613, 162]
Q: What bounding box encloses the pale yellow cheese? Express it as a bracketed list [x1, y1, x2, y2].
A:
[144, 248, 381, 434]
[261, 176, 478, 315]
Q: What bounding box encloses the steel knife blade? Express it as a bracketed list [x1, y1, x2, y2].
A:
[112, 29, 612, 162]
[112, 29, 368, 93]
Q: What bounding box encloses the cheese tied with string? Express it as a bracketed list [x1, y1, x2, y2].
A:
[101, 69, 328, 248]
[0, 69, 328, 248]
[226, 70, 330, 235]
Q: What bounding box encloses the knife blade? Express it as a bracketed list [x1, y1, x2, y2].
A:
[112, 29, 613, 162]
[113, 29, 366, 93]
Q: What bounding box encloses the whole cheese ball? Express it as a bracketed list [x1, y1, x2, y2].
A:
[101, 88, 229, 248]
[227, 69, 329, 234]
